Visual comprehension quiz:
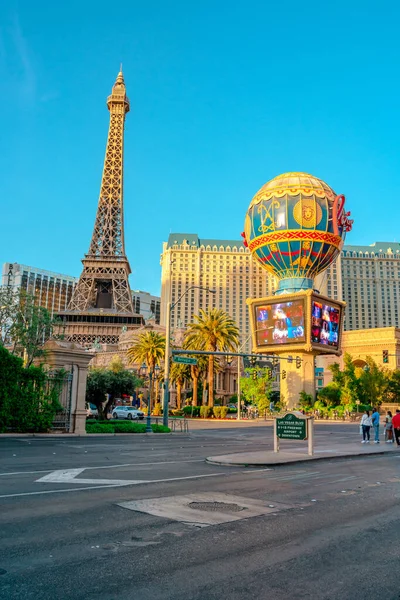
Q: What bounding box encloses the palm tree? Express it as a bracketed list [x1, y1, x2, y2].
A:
[127, 331, 166, 409]
[184, 309, 239, 407]
[189, 355, 209, 406]
[127, 331, 166, 370]
[170, 363, 190, 409]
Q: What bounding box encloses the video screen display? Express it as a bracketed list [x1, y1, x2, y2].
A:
[255, 300, 305, 346]
[311, 300, 340, 349]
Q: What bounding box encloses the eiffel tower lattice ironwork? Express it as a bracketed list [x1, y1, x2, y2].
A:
[59, 69, 144, 347]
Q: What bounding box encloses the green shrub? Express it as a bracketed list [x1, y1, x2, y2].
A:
[152, 424, 171, 433]
[213, 406, 221, 418]
[86, 422, 115, 434]
[182, 405, 200, 417]
[152, 403, 162, 416]
[172, 409, 184, 416]
[0, 346, 63, 433]
[86, 421, 171, 433]
[112, 421, 146, 433]
[220, 406, 228, 419]
[200, 406, 212, 418]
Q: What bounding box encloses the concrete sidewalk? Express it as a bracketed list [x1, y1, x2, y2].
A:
[206, 441, 399, 466]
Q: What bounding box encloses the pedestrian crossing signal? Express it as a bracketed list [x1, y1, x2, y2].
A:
[383, 350, 389, 364]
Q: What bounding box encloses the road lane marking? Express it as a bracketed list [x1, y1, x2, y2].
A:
[0, 459, 205, 478]
[313, 476, 358, 487]
[0, 472, 226, 499]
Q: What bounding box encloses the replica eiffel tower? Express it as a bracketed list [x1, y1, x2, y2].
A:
[59, 69, 144, 347]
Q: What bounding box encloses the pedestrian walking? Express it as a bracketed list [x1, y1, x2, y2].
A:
[384, 411, 394, 443]
[360, 410, 372, 443]
[371, 407, 380, 443]
[392, 409, 400, 447]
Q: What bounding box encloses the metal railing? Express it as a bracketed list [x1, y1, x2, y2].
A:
[150, 416, 189, 433]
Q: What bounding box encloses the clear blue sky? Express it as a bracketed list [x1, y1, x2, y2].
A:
[1, 0, 399, 296]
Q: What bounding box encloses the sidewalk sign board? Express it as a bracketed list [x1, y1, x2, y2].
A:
[274, 411, 314, 456]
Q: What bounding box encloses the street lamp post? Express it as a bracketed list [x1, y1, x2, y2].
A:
[163, 286, 216, 427]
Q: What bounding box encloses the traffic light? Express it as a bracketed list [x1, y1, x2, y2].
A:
[272, 356, 279, 367]
[252, 370, 258, 380]
[282, 370, 287, 380]
[287, 356, 293, 364]
[383, 350, 389, 364]
[266, 368, 272, 380]
[296, 356, 301, 369]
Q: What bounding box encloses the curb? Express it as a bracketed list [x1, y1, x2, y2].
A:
[205, 447, 398, 467]
[0, 432, 188, 438]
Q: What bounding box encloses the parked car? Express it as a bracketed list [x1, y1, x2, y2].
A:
[86, 403, 99, 419]
[112, 406, 144, 420]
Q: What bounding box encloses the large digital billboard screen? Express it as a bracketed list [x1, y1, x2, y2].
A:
[255, 299, 305, 346]
[311, 300, 341, 349]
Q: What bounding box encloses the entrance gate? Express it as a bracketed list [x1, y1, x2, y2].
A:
[47, 371, 74, 431]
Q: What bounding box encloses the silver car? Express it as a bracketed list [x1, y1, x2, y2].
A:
[112, 406, 144, 420]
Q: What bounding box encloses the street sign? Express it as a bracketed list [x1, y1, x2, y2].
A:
[276, 413, 307, 440]
[173, 356, 197, 365]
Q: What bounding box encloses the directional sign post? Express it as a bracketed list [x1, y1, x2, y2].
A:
[173, 356, 197, 365]
[274, 412, 314, 456]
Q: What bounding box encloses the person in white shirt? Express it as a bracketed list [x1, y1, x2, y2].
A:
[360, 410, 372, 443]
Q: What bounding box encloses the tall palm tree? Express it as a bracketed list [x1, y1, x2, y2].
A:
[189, 355, 209, 406]
[127, 331, 166, 409]
[185, 309, 239, 407]
[170, 363, 190, 409]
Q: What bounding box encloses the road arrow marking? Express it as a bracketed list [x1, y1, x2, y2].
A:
[36, 468, 145, 486]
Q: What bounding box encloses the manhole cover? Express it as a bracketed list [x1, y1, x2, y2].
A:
[188, 501, 245, 513]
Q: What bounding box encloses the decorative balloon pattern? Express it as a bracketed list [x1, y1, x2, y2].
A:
[242, 172, 353, 283]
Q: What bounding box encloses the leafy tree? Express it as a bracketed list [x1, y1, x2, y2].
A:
[317, 383, 341, 407]
[0, 286, 19, 345]
[328, 362, 345, 387]
[356, 356, 389, 406]
[86, 366, 142, 419]
[239, 368, 272, 413]
[185, 309, 239, 407]
[0, 289, 58, 366]
[338, 353, 361, 406]
[387, 370, 400, 403]
[298, 390, 314, 410]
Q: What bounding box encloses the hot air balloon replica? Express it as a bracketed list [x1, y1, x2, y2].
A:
[243, 172, 353, 408]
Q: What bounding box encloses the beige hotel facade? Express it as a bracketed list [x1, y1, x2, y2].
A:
[160, 233, 341, 352]
[160, 236, 400, 352]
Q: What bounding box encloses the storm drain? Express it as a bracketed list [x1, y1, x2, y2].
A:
[188, 501, 245, 513]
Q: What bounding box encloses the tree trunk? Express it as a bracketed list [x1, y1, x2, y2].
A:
[177, 382, 182, 409]
[192, 375, 198, 406]
[102, 394, 115, 420]
[208, 354, 214, 407]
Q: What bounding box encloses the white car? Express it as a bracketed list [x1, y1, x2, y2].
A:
[112, 406, 144, 420]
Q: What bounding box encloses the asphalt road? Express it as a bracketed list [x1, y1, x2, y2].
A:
[1, 422, 400, 600]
